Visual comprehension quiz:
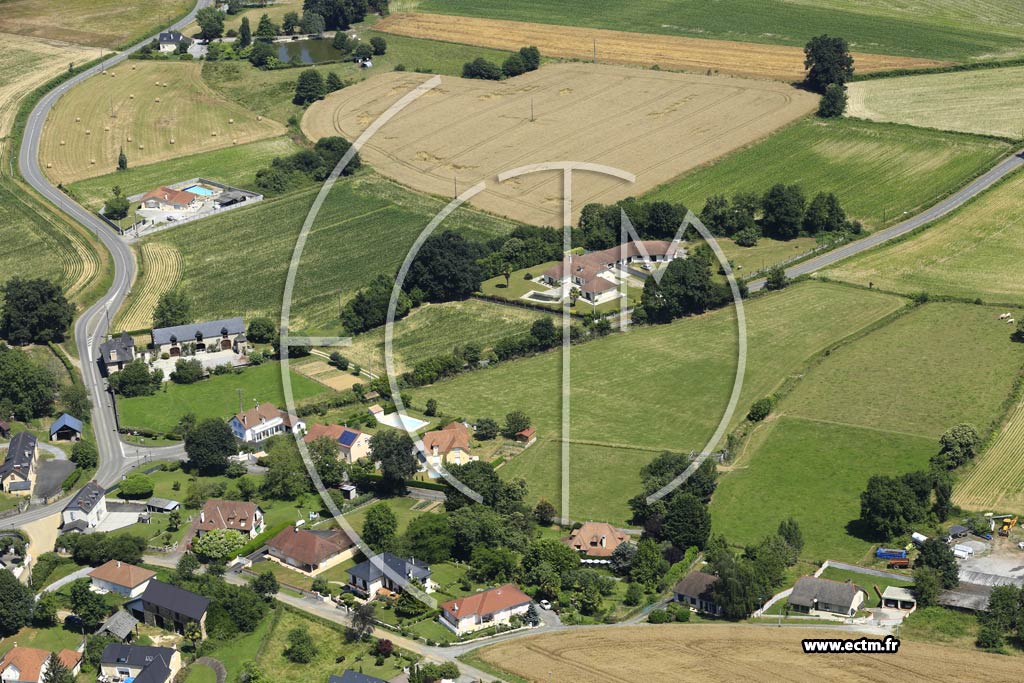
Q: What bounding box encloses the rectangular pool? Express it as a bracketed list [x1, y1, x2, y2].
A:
[183, 184, 215, 197]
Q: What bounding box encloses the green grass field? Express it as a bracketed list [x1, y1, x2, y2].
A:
[0, 176, 105, 303]
[128, 172, 518, 332]
[202, 29, 512, 124]
[415, 282, 905, 523]
[343, 496, 438, 538]
[847, 66, 1024, 139]
[822, 170, 1024, 303]
[344, 299, 549, 373]
[645, 118, 1011, 231]
[781, 302, 1024, 439]
[117, 362, 330, 434]
[68, 136, 302, 211]
[712, 417, 936, 562]
[184, 664, 218, 683]
[817, 567, 912, 608]
[416, 0, 1024, 61]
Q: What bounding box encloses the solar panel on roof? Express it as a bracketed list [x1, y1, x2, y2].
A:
[338, 430, 358, 446]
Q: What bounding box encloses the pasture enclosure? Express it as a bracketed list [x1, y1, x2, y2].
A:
[847, 66, 1024, 139]
[821, 170, 1024, 302]
[0, 0, 193, 49]
[303, 63, 817, 227]
[123, 173, 518, 333]
[375, 13, 945, 81]
[343, 299, 550, 374]
[414, 282, 904, 523]
[475, 623, 1024, 682]
[955, 399, 1024, 512]
[0, 34, 94, 136]
[39, 60, 285, 184]
[646, 118, 1012, 230]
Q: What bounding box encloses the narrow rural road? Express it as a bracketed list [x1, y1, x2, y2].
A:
[0, 1, 213, 529]
[748, 148, 1024, 291]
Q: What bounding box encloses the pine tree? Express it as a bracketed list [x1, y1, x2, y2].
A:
[239, 16, 252, 48]
[117, 146, 127, 171]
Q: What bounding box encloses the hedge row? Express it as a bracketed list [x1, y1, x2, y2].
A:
[850, 56, 1024, 82]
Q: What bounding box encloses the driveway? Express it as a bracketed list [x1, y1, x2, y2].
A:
[32, 460, 75, 501]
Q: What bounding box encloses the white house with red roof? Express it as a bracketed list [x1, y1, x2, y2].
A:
[541, 240, 681, 304]
[439, 583, 532, 635]
[229, 401, 305, 443]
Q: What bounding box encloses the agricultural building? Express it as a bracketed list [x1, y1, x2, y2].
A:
[151, 316, 247, 356]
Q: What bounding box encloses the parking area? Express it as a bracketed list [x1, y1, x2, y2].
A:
[956, 536, 1024, 587]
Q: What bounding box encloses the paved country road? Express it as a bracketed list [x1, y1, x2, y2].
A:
[0, 1, 213, 529]
[748, 148, 1024, 291]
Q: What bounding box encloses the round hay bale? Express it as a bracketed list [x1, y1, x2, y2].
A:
[163, 83, 168, 88]
[127, 135, 132, 142]
[169, 138, 175, 144]
[228, 118, 234, 124]
[232, 139, 238, 144]
[256, 115, 263, 121]
[74, 116, 81, 122]
[90, 159, 96, 164]
[211, 131, 217, 137]
[102, 70, 108, 75]
[155, 97, 161, 102]
[131, 65, 136, 70]
[59, 140, 65, 146]
[46, 162, 52, 168]
[85, 129, 91, 135]
[103, 126, 110, 132]
[129, 94, 134, 99]
[110, 72, 115, 77]
[155, 81, 160, 86]
[138, 144, 144, 150]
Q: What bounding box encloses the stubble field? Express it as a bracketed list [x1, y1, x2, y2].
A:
[40, 61, 285, 184]
[847, 66, 1024, 139]
[375, 13, 945, 80]
[303, 62, 817, 226]
[0, 34, 94, 136]
[476, 624, 1024, 682]
[0, 0, 193, 49]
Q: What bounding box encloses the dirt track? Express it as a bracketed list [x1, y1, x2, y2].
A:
[478, 624, 1023, 682]
[375, 13, 946, 81]
[302, 63, 816, 226]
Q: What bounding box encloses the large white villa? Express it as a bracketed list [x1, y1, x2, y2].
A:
[540, 240, 682, 305]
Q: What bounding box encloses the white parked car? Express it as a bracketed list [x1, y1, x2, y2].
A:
[1017, 541, 1024, 550]
[539, 599, 552, 610]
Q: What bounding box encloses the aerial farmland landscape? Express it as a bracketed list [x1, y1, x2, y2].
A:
[1, 1, 1024, 682]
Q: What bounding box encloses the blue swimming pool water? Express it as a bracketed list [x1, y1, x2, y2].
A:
[184, 184, 215, 197]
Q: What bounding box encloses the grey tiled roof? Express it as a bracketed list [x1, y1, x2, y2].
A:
[152, 317, 244, 346]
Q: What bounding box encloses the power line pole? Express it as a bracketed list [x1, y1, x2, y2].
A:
[593, 38, 596, 63]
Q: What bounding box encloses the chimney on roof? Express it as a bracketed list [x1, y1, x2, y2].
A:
[200, 511, 205, 523]
[117, 561, 121, 568]
[600, 535, 606, 548]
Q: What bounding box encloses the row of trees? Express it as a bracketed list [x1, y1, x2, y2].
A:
[700, 185, 858, 243]
[255, 135, 360, 193]
[463, 46, 541, 80]
[1, 277, 74, 345]
[635, 246, 741, 325]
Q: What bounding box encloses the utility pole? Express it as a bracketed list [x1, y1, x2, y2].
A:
[453, 175, 458, 198]
[530, 97, 534, 122]
[593, 38, 596, 63]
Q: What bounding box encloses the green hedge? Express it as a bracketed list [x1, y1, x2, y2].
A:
[360, 474, 449, 493]
[61, 469, 82, 492]
[48, 342, 80, 385]
[237, 520, 293, 557]
[850, 56, 1024, 82]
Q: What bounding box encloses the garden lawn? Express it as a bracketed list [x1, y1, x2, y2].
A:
[416, 282, 905, 524]
[193, 610, 275, 682]
[117, 362, 329, 434]
[67, 137, 302, 211]
[184, 663, 218, 683]
[417, 0, 1024, 61]
[817, 567, 912, 608]
[250, 559, 316, 592]
[822, 170, 1024, 303]
[344, 299, 550, 374]
[0, 493, 21, 513]
[256, 607, 407, 682]
[645, 119, 1010, 230]
[128, 172, 518, 333]
[711, 417, 936, 562]
[343, 497, 436, 538]
[201, 29, 513, 124]
[409, 617, 458, 644]
[0, 625, 83, 658]
[780, 302, 1024, 440]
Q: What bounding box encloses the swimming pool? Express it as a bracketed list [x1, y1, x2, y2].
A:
[183, 184, 215, 197]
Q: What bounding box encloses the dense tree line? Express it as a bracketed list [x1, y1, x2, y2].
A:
[57, 531, 147, 566]
[700, 185, 859, 245]
[0, 343, 58, 420]
[1, 277, 74, 344]
[254, 136, 361, 194]
[579, 198, 688, 250]
[463, 46, 541, 80]
[705, 521, 803, 619]
[635, 246, 742, 325]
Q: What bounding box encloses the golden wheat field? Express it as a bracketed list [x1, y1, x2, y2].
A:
[478, 625, 1024, 683]
[114, 242, 183, 333]
[374, 13, 946, 81]
[302, 62, 817, 226]
[39, 60, 285, 184]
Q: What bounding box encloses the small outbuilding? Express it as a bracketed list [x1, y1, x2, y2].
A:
[49, 413, 84, 442]
[881, 586, 917, 611]
[146, 497, 180, 513]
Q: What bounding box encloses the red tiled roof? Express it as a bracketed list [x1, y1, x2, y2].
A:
[421, 422, 470, 454]
[141, 186, 199, 206]
[304, 423, 363, 446]
[441, 583, 531, 620]
[543, 241, 679, 283]
[267, 526, 353, 567]
[89, 560, 155, 589]
[58, 649, 82, 671]
[516, 427, 536, 439]
[563, 522, 630, 557]
[0, 647, 50, 681]
[197, 499, 261, 534]
[233, 402, 294, 429]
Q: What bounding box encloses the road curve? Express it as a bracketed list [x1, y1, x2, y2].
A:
[1, 1, 212, 529]
[748, 148, 1024, 291]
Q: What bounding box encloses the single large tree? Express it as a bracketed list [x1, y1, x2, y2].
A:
[0, 568, 34, 636]
[1, 277, 74, 344]
[238, 16, 252, 48]
[761, 183, 806, 240]
[804, 34, 855, 93]
[42, 652, 73, 683]
[184, 418, 236, 474]
[402, 513, 455, 563]
[196, 7, 226, 40]
[662, 492, 711, 551]
[362, 502, 398, 550]
[152, 288, 192, 329]
[294, 69, 326, 104]
[403, 231, 485, 302]
[369, 430, 416, 493]
[0, 343, 58, 419]
[69, 578, 109, 630]
[916, 538, 960, 589]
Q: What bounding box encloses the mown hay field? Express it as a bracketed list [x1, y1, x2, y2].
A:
[182, 0, 302, 38]
[956, 399, 1024, 511]
[40, 60, 285, 184]
[847, 66, 1024, 139]
[821, 170, 1024, 302]
[476, 623, 1024, 683]
[0, 34, 93, 136]
[122, 173, 518, 333]
[375, 13, 945, 80]
[0, 176, 102, 303]
[303, 63, 817, 227]
[646, 118, 1012, 230]
[413, 282, 904, 523]
[114, 242, 182, 333]
[344, 299, 550, 374]
[0, 0, 192, 49]
[68, 136, 301, 211]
